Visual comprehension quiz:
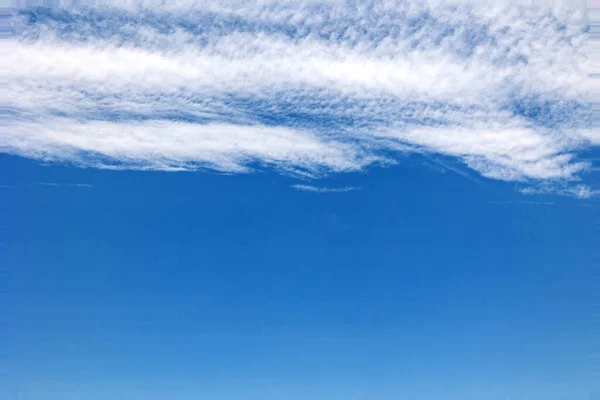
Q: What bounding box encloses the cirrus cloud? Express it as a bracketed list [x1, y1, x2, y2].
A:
[1, 0, 597, 196]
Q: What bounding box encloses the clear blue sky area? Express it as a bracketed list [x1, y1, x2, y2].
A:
[2, 153, 597, 400]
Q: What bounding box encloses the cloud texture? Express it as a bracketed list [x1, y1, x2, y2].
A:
[2, 0, 597, 195]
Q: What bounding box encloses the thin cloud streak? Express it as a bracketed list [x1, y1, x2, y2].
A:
[490, 200, 555, 205]
[36, 182, 94, 188]
[292, 184, 360, 193]
[519, 185, 598, 199]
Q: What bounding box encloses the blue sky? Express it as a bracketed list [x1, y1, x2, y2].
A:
[3, 152, 598, 400]
[2, 0, 599, 399]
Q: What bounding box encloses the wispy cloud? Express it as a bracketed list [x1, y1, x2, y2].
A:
[519, 185, 598, 199]
[292, 184, 360, 193]
[1, 0, 596, 196]
[36, 182, 94, 188]
[490, 200, 555, 205]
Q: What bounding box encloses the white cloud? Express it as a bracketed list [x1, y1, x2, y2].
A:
[375, 126, 588, 181]
[1, 0, 597, 196]
[2, 118, 371, 173]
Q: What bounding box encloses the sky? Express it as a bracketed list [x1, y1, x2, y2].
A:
[1, 0, 600, 400]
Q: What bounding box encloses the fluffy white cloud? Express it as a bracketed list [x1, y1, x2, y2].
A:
[1, 0, 596, 196]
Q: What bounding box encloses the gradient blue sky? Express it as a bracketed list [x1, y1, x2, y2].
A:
[2, 0, 600, 399]
[3, 151, 598, 400]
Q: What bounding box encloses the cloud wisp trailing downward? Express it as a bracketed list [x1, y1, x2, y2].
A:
[1, 0, 597, 195]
